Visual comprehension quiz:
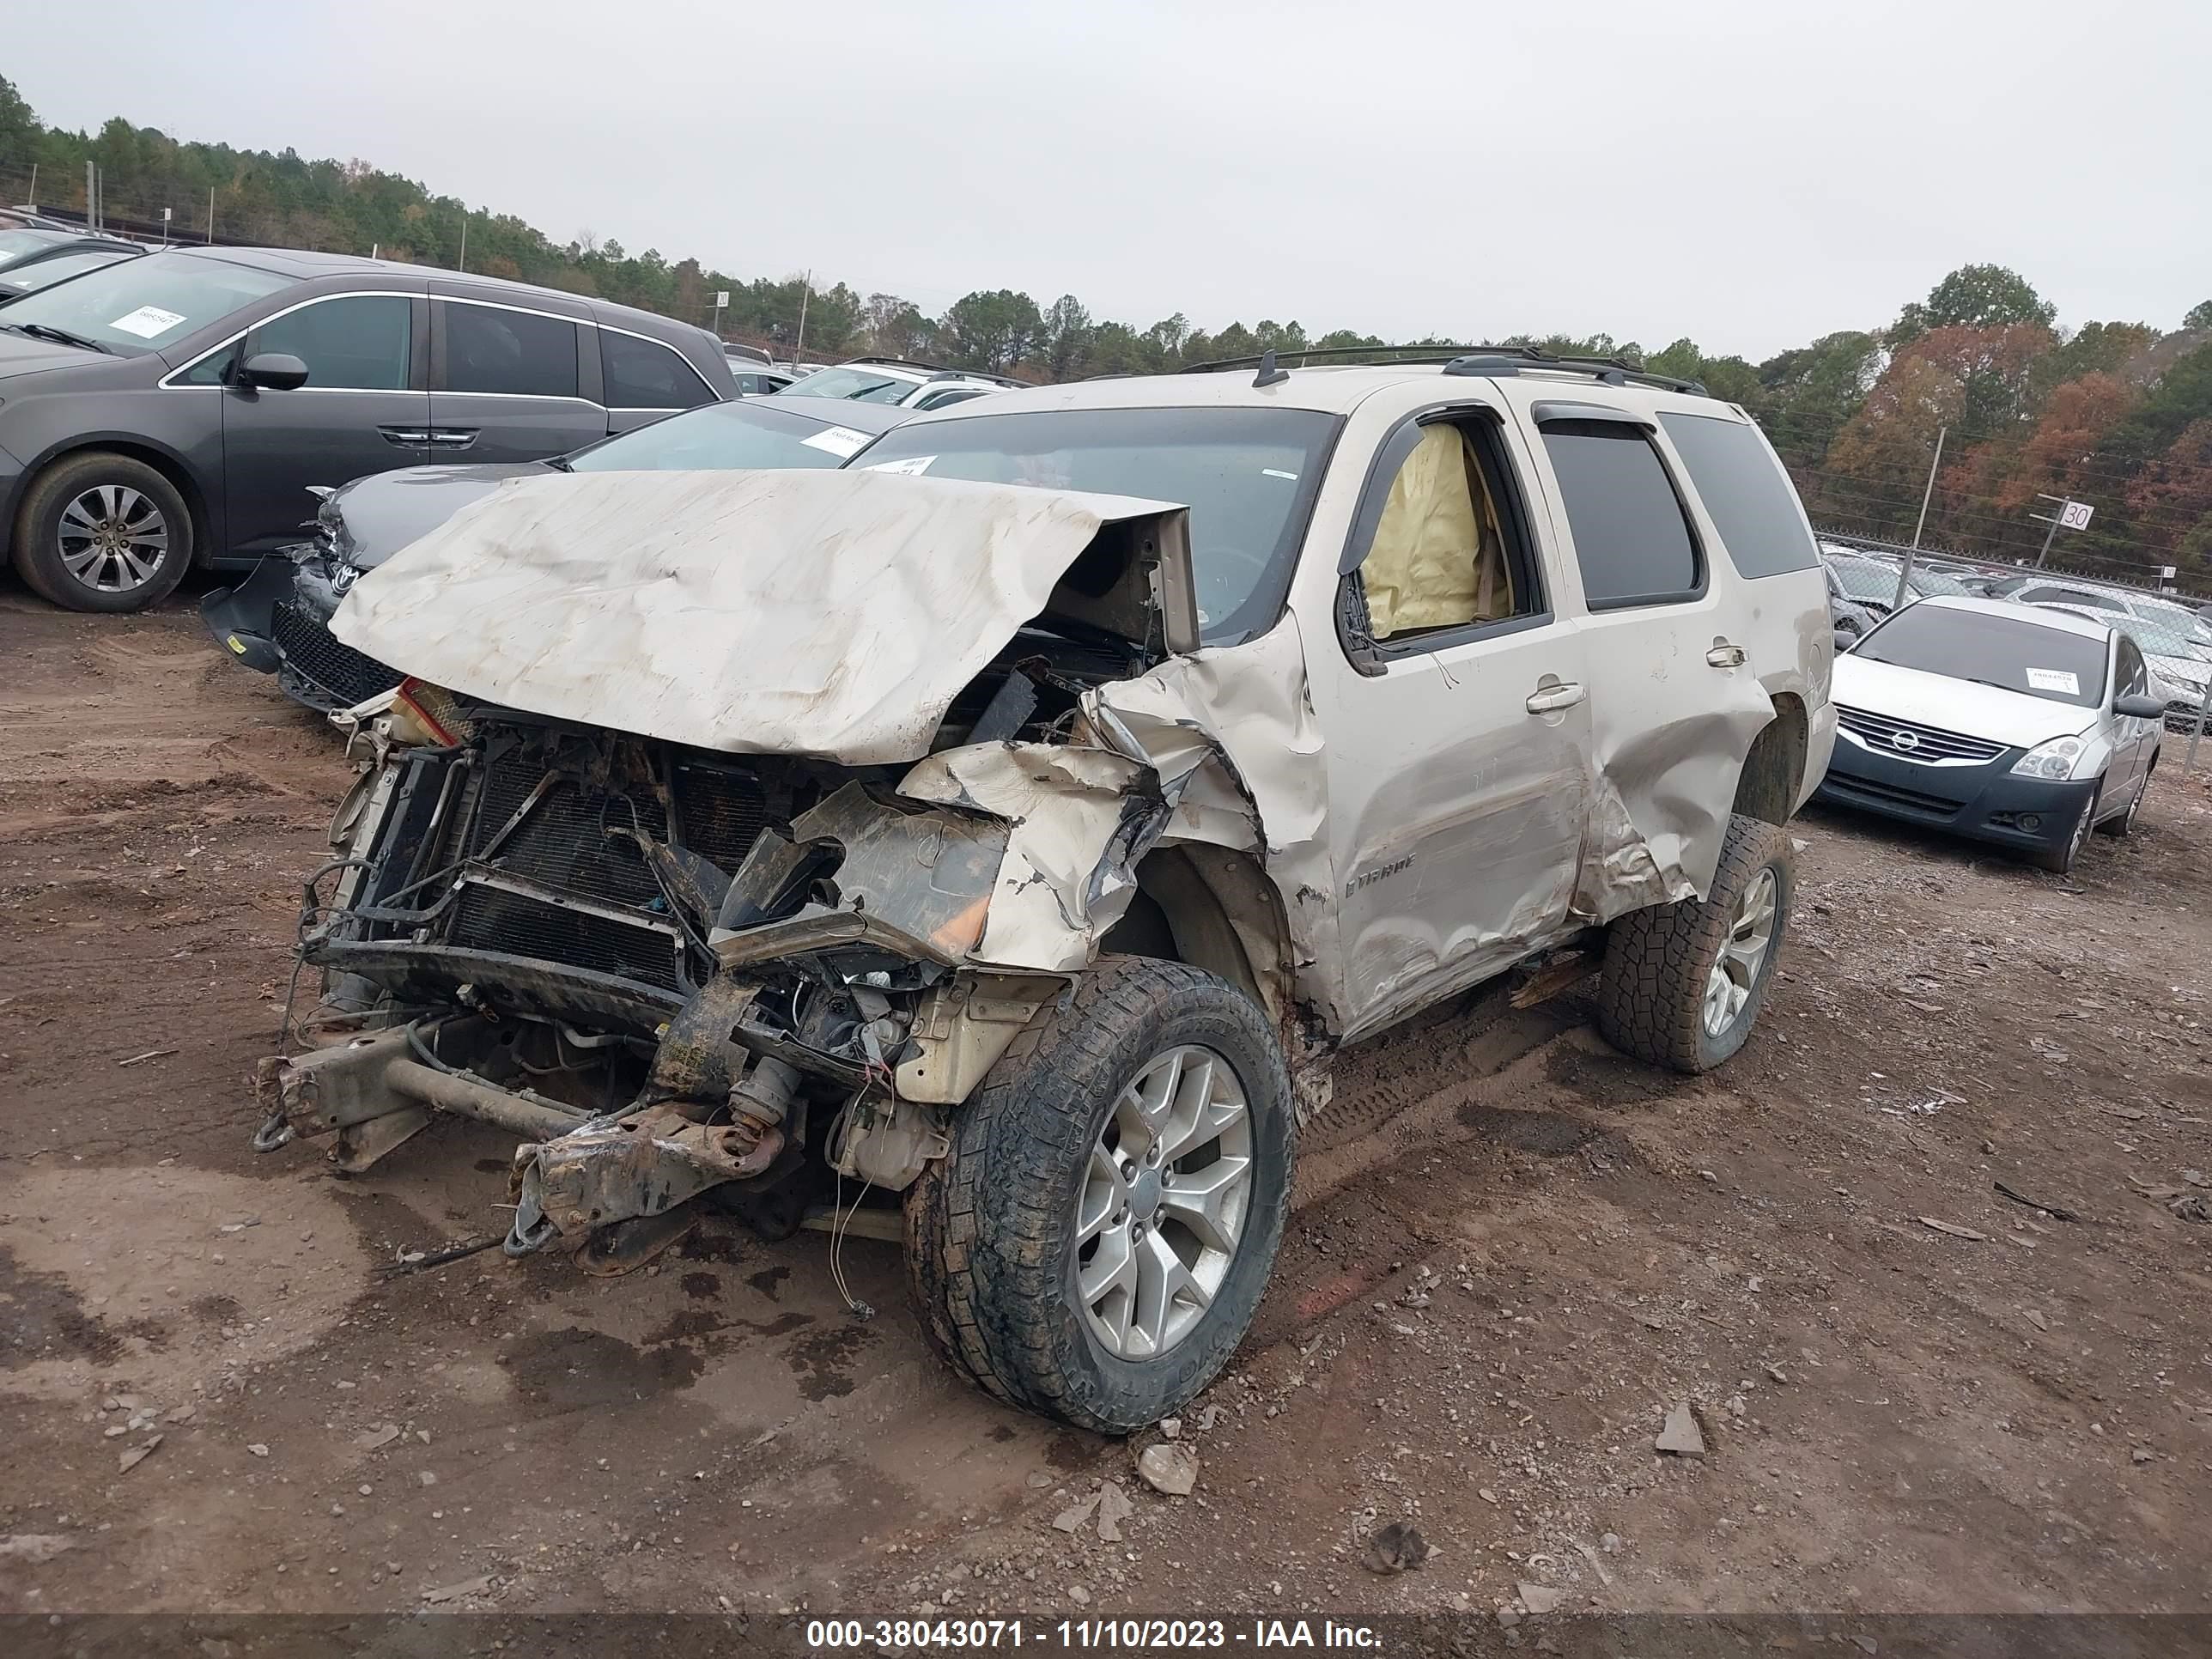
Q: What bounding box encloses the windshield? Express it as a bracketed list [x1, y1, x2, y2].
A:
[0, 228, 74, 260]
[854, 405, 1340, 642]
[0, 247, 135, 294]
[785, 365, 921, 404]
[1907, 566, 1972, 598]
[1825, 559, 1901, 604]
[2132, 597, 2212, 653]
[0, 250, 291, 355]
[1856, 605, 2108, 709]
[566, 398, 871, 471]
[2109, 610, 2211, 663]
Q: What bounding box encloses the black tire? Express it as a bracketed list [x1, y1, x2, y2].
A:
[904, 956, 1295, 1434]
[1595, 812, 1794, 1074]
[12, 451, 194, 613]
[2037, 785, 2100, 873]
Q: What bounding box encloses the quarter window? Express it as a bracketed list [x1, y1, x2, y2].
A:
[603, 331, 715, 410]
[443, 302, 579, 398]
[1656, 411, 1817, 579]
[1541, 422, 1700, 609]
[245, 295, 413, 391]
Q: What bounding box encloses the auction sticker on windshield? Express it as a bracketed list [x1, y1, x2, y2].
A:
[799, 425, 872, 459]
[109, 305, 188, 339]
[865, 455, 935, 476]
[2026, 668, 2081, 695]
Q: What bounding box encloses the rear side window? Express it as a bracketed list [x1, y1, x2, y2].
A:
[603, 331, 715, 410]
[1656, 411, 1818, 578]
[443, 302, 579, 398]
[1540, 422, 1700, 609]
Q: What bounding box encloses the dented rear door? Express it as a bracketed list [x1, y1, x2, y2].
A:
[1502, 389, 1778, 915]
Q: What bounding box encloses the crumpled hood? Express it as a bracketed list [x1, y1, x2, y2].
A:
[330, 468, 1188, 764]
[326, 462, 556, 569]
[1833, 655, 2094, 748]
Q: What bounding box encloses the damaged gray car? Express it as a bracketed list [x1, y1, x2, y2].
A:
[256, 349, 1837, 1432]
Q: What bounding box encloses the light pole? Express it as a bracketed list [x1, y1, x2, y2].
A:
[1888, 426, 1946, 615]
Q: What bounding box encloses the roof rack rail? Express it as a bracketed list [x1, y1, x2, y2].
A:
[1180, 343, 1707, 397]
[1181, 343, 1500, 374]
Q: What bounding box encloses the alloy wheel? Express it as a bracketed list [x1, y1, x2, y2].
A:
[1073, 1044, 1253, 1360]
[58, 484, 170, 594]
[1702, 866, 1778, 1038]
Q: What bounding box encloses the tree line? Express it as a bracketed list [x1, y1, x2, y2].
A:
[3, 76, 2208, 583]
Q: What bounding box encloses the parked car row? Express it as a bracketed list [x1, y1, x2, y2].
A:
[0, 222, 144, 295]
[0, 241, 1024, 617]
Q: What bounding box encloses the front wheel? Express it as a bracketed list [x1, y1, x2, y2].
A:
[12, 452, 194, 613]
[1595, 812, 1794, 1073]
[2097, 766, 2148, 838]
[905, 956, 1295, 1434]
[2037, 786, 2100, 873]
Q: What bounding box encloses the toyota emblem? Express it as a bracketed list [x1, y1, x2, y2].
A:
[1891, 730, 1921, 752]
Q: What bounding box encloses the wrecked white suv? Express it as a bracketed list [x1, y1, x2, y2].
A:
[257, 348, 1836, 1433]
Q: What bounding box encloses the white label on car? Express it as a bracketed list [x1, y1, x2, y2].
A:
[799, 425, 872, 459]
[2026, 668, 2081, 694]
[865, 455, 935, 476]
[108, 305, 188, 339]
[1261, 467, 1299, 481]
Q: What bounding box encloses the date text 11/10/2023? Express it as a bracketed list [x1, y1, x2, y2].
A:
[803, 1620, 1384, 1650]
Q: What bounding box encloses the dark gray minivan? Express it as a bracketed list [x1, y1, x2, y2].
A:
[0, 246, 736, 611]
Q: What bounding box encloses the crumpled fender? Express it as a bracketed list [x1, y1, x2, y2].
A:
[896, 616, 1333, 977]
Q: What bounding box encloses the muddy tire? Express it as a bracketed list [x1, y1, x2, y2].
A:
[13, 451, 194, 613]
[904, 956, 1295, 1434]
[1595, 812, 1793, 1074]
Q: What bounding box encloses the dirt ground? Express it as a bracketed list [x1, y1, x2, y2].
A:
[3, 584, 2210, 1624]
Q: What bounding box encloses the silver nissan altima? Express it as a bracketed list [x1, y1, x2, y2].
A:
[1815, 596, 2166, 875]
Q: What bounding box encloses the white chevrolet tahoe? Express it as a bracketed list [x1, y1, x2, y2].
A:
[258, 347, 1836, 1433]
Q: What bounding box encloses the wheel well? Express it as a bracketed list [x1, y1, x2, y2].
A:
[22, 443, 214, 566]
[1731, 694, 1808, 825]
[1098, 844, 1292, 1024]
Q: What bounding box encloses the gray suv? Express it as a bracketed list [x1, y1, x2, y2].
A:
[0, 246, 736, 611]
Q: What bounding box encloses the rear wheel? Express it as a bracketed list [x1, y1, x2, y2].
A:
[13, 452, 193, 613]
[905, 956, 1294, 1433]
[1595, 812, 1794, 1073]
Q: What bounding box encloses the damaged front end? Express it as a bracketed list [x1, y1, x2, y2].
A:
[260, 471, 1282, 1272]
[201, 495, 404, 713]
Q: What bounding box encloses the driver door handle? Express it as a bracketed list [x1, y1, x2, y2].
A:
[379, 426, 431, 446]
[1525, 681, 1586, 714]
[1706, 641, 1748, 668]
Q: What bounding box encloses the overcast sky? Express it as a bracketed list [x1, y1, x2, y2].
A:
[8, 0, 2207, 359]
